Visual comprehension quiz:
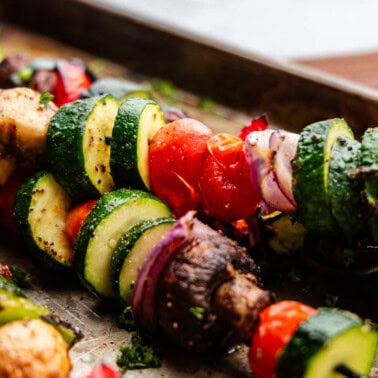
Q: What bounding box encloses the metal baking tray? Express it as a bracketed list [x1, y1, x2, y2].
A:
[0, 1, 377, 377]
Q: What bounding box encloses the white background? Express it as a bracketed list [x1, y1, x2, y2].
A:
[89, 0, 378, 59]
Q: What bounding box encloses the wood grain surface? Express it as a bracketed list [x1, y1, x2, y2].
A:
[298, 51, 378, 90]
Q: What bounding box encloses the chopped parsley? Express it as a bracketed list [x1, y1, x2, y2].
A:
[117, 331, 162, 371]
[197, 97, 215, 112]
[152, 78, 177, 102]
[118, 305, 136, 332]
[17, 66, 33, 84]
[39, 91, 55, 107]
[189, 306, 205, 320]
[9, 265, 30, 288]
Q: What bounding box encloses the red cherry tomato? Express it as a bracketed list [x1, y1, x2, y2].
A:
[198, 133, 260, 222]
[0, 167, 33, 233]
[65, 199, 97, 247]
[148, 118, 213, 217]
[249, 300, 316, 378]
[85, 363, 121, 378]
[54, 59, 92, 106]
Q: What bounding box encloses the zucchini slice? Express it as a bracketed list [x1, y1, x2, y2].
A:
[74, 188, 172, 298]
[47, 95, 119, 201]
[292, 118, 354, 234]
[277, 307, 378, 378]
[110, 217, 175, 304]
[14, 170, 73, 270]
[110, 97, 165, 189]
[360, 127, 378, 242]
[328, 136, 366, 243]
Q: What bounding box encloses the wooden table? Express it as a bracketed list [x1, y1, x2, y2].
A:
[298, 52, 378, 91]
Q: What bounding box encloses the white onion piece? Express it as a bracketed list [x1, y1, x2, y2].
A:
[244, 130, 294, 212]
[269, 130, 299, 207]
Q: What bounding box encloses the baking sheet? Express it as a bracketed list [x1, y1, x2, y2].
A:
[0, 16, 377, 378]
[1, 0, 378, 135]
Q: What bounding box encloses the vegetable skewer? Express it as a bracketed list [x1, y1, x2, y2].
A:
[0, 52, 376, 376]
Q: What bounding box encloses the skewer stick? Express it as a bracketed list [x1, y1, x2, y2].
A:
[335, 363, 364, 378]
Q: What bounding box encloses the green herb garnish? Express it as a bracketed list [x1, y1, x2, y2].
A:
[39, 91, 54, 107]
[118, 305, 136, 332]
[152, 78, 177, 102]
[17, 66, 33, 84]
[197, 97, 215, 112]
[9, 265, 30, 288]
[117, 331, 162, 371]
[189, 306, 205, 320]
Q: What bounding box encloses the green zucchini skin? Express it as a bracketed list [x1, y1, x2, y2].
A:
[277, 307, 378, 378]
[14, 170, 73, 271]
[74, 188, 172, 299]
[47, 95, 119, 202]
[292, 118, 354, 234]
[328, 136, 367, 243]
[360, 128, 378, 242]
[110, 217, 175, 303]
[110, 97, 165, 190]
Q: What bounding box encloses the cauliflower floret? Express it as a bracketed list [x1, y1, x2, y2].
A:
[0, 319, 72, 378]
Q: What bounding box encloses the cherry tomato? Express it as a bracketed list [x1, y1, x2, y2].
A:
[65, 199, 97, 247]
[248, 300, 316, 378]
[54, 59, 93, 106]
[85, 363, 121, 378]
[148, 118, 213, 217]
[0, 167, 33, 233]
[198, 133, 260, 222]
[237, 114, 268, 141]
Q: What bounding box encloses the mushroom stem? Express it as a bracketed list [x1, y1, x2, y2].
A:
[213, 272, 273, 344]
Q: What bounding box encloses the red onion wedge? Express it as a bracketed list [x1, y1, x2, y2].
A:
[244, 130, 295, 213]
[269, 130, 299, 207]
[132, 211, 217, 333]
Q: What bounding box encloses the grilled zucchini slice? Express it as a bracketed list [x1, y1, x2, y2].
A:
[110, 97, 165, 189]
[110, 217, 175, 304]
[328, 135, 366, 243]
[292, 118, 354, 234]
[74, 188, 172, 298]
[47, 95, 119, 201]
[14, 170, 73, 270]
[360, 127, 378, 242]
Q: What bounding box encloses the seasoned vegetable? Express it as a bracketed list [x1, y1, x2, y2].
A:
[198, 133, 260, 222]
[360, 127, 378, 242]
[148, 118, 214, 217]
[110, 97, 165, 189]
[277, 307, 378, 378]
[0, 319, 72, 378]
[292, 118, 354, 234]
[110, 217, 175, 304]
[249, 301, 316, 378]
[14, 170, 73, 270]
[74, 188, 172, 298]
[328, 135, 366, 243]
[0, 87, 57, 163]
[47, 95, 119, 201]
